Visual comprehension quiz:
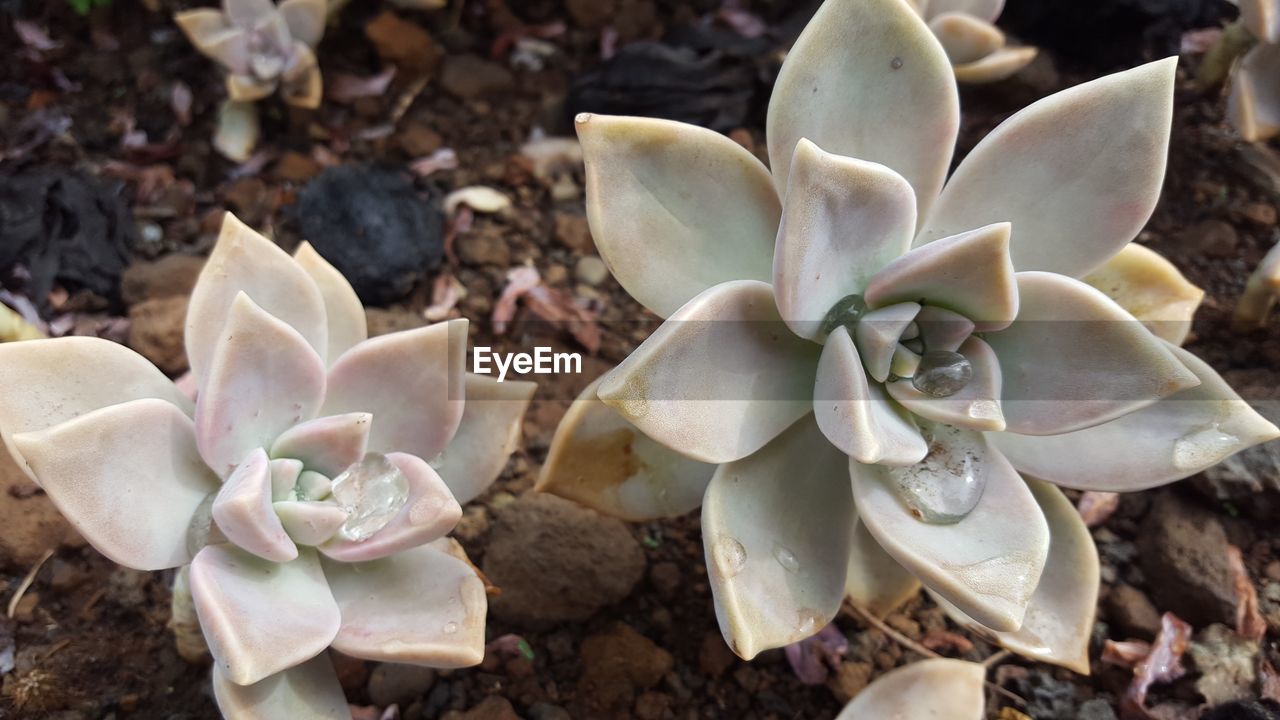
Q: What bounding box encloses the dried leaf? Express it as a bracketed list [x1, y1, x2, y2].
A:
[171, 82, 193, 127]
[1077, 491, 1120, 528]
[423, 273, 465, 321]
[1122, 613, 1192, 719]
[14, 20, 58, 51]
[492, 266, 541, 333]
[921, 629, 975, 654]
[492, 266, 602, 352]
[784, 622, 848, 685]
[327, 67, 397, 104]
[409, 148, 459, 177]
[1226, 545, 1266, 642]
[716, 8, 768, 38]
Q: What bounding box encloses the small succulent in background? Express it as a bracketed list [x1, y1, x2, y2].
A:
[1191, 0, 1280, 142]
[0, 214, 534, 719]
[907, 0, 1037, 83]
[1233, 239, 1280, 329]
[175, 0, 326, 161]
[539, 0, 1277, 699]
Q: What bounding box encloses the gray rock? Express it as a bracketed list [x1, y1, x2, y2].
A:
[1076, 698, 1118, 720]
[440, 55, 515, 100]
[1137, 492, 1239, 627]
[1189, 624, 1259, 706]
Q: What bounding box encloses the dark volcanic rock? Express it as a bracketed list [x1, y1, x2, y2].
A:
[295, 166, 443, 305]
[1138, 492, 1239, 627]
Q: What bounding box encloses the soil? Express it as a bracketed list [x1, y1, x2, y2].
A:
[1, 1, 1279, 719]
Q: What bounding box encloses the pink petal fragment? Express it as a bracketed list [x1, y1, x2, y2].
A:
[212, 653, 351, 720]
[319, 453, 461, 563]
[271, 413, 372, 478]
[11, 398, 218, 571]
[190, 544, 340, 686]
[213, 448, 298, 563]
[195, 293, 327, 477]
[322, 319, 467, 463]
[323, 539, 486, 667]
[1121, 612, 1191, 717]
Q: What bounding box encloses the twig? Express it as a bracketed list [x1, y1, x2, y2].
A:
[844, 600, 1028, 708]
[389, 75, 429, 125]
[6, 548, 53, 618]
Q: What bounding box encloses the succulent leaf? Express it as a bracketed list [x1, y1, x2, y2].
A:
[1240, 0, 1280, 44]
[574, 114, 779, 318]
[431, 374, 537, 505]
[767, 0, 958, 219]
[772, 141, 917, 341]
[928, 12, 1003, 65]
[277, 0, 325, 47]
[987, 272, 1200, 436]
[845, 517, 921, 619]
[270, 413, 372, 478]
[921, 0, 1006, 22]
[851, 445, 1049, 632]
[11, 399, 218, 571]
[293, 242, 368, 366]
[212, 653, 351, 720]
[537, 377, 715, 521]
[323, 539, 487, 666]
[917, 58, 1177, 277]
[991, 343, 1280, 491]
[213, 448, 299, 563]
[702, 416, 854, 660]
[1229, 42, 1280, 143]
[1081, 243, 1204, 345]
[272, 501, 348, 546]
[597, 280, 819, 464]
[853, 303, 922, 383]
[835, 658, 986, 719]
[885, 336, 1005, 432]
[952, 46, 1039, 83]
[224, 0, 277, 27]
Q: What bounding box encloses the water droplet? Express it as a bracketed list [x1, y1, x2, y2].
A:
[713, 536, 747, 578]
[796, 609, 821, 635]
[774, 545, 800, 573]
[185, 492, 218, 556]
[820, 294, 867, 337]
[1173, 424, 1239, 471]
[890, 56, 904, 69]
[887, 423, 987, 524]
[912, 350, 973, 397]
[443, 621, 459, 635]
[331, 453, 411, 542]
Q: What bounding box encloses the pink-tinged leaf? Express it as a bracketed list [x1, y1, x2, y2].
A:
[212, 653, 352, 720]
[271, 413, 372, 478]
[271, 458, 304, 500]
[917, 59, 1177, 277]
[0, 337, 192, 478]
[866, 222, 1017, 331]
[212, 448, 298, 563]
[189, 544, 340, 686]
[224, 0, 276, 28]
[195, 293, 327, 477]
[279, 0, 326, 47]
[985, 272, 1199, 436]
[323, 539, 486, 667]
[1121, 612, 1191, 718]
[273, 501, 348, 546]
[186, 213, 328, 388]
[321, 319, 467, 462]
[1076, 491, 1119, 528]
[430, 374, 535, 505]
[597, 280, 820, 465]
[772, 140, 917, 341]
[1103, 640, 1151, 667]
[320, 453, 461, 562]
[294, 243, 369, 366]
[1227, 545, 1266, 642]
[885, 336, 1005, 432]
[11, 398, 218, 571]
[575, 113, 779, 319]
[784, 623, 848, 685]
[768, 0, 958, 221]
[953, 46, 1039, 84]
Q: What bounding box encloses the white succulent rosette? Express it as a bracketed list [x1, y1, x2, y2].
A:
[538, 0, 1279, 678]
[0, 214, 534, 719]
[1229, 0, 1280, 141]
[907, 0, 1038, 83]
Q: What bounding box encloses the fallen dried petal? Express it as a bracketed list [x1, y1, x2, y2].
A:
[1226, 544, 1266, 642]
[921, 629, 975, 654]
[424, 273, 465, 321]
[1122, 612, 1192, 719]
[1077, 491, 1120, 527]
[784, 622, 848, 685]
[328, 67, 397, 104]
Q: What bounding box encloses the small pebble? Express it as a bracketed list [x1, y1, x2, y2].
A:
[574, 256, 609, 286]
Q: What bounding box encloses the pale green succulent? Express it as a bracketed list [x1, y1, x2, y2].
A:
[907, 0, 1038, 83]
[538, 0, 1279, 680]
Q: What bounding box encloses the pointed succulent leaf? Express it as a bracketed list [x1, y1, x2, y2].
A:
[574, 114, 779, 318]
[195, 293, 327, 477]
[773, 141, 917, 340]
[280, 45, 323, 110]
[213, 100, 260, 163]
[1082, 243, 1203, 345]
[767, 0, 958, 220]
[273, 501, 347, 546]
[845, 517, 921, 619]
[321, 319, 467, 463]
[324, 540, 486, 666]
[189, 544, 340, 686]
[929, 12, 1003, 65]
[174, 16, 251, 74]
[270, 458, 304, 500]
[915, 305, 975, 353]
[12, 399, 218, 571]
[923, 0, 1005, 22]
[703, 416, 855, 659]
[835, 659, 986, 719]
[814, 326, 928, 465]
[212, 654, 351, 720]
[224, 0, 277, 28]
[851, 444, 1050, 632]
[991, 343, 1280, 491]
[953, 46, 1038, 84]
[227, 73, 276, 103]
[987, 272, 1199, 436]
[1240, 0, 1280, 44]
[431, 374, 535, 505]
[319, 452, 461, 562]
[294, 242, 368, 365]
[270, 413, 372, 478]
[278, 0, 325, 47]
[929, 479, 1097, 673]
[0, 337, 192, 477]
[537, 377, 714, 521]
[1230, 43, 1280, 143]
[598, 281, 819, 464]
[917, 58, 1177, 277]
[886, 336, 1005, 431]
[213, 448, 298, 563]
[854, 303, 921, 383]
[866, 222, 1017, 331]
[186, 213, 328, 387]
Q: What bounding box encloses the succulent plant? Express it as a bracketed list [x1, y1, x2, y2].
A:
[175, 0, 326, 160]
[0, 214, 534, 719]
[1228, 0, 1280, 141]
[835, 658, 986, 717]
[907, 0, 1037, 83]
[538, 0, 1278, 673]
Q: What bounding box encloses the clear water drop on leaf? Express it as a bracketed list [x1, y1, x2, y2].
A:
[331, 453, 410, 542]
[774, 545, 800, 573]
[912, 350, 973, 397]
[820, 294, 868, 337]
[713, 536, 747, 578]
[443, 621, 459, 635]
[185, 492, 218, 556]
[887, 424, 987, 524]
